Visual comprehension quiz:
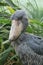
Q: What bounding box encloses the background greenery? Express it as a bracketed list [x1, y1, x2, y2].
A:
[0, 0, 43, 65]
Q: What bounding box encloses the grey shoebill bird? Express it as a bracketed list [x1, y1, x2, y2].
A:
[9, 10, 43, 55]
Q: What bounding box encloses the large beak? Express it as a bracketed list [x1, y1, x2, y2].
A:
[9, 20, 23, 41]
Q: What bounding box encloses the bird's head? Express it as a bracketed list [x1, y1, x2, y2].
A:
[9, 10, 28, 41]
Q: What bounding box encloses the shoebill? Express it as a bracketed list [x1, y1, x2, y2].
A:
[9, 10, 43, 55]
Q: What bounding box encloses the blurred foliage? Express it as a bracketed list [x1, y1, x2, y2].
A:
[0, 0, 43, 65]
[26, 19, 43, 37]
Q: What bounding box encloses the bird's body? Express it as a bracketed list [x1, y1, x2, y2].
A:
[10, 33, 43, 65]
[16, 33, 43, 55]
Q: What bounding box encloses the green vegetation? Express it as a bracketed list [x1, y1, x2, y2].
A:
[0, 0, 43, 65]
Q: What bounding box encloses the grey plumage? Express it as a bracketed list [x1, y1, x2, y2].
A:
[10, 10, 28, 31]
[10, 10, 27, 20]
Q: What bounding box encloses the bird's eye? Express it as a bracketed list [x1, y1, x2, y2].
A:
[17, 16, 23, 21]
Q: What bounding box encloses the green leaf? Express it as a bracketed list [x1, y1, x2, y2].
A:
[5, 0, 20, 10]
[0, 2, 9, 6]
[0, 47, 13, 65]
